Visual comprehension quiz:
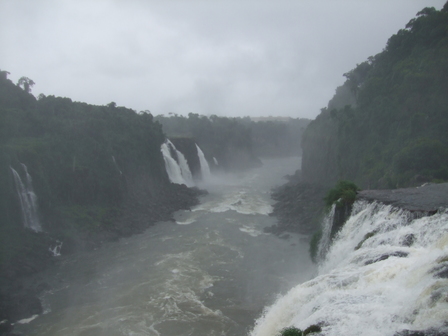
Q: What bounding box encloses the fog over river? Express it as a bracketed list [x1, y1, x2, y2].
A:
[16, 157, 315, 336]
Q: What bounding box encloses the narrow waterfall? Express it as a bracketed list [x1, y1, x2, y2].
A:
[251, 200, 448, 336]
[10, 164, 42, 232]
[196, 144, 211, 181]
[316, 204, 336, 262]
[112, 156, 122, 175]
[213, 157, 218, 166]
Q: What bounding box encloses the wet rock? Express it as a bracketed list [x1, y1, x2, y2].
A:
[401, 234, 416, 247]
[355, 231, 377, 250]
[364, 251, 408, 265]
[303, 324, 322, 335]
[357, 183, 448, 214]
[268, 182, 327, 235]
[394, 328, 448, 336]
[0, 320, 13, 334]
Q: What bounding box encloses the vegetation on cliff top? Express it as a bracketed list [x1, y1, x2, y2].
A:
[324, 180, 359, 208]
[302, 4, 448, 189]
[0, 72, 206, 286]
[156, 114, 309, 171]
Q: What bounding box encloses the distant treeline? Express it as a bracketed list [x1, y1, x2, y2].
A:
[155, 114, 310, 170]
[302, 4, 448, 188]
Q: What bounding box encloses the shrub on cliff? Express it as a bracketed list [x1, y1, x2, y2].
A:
[301, 5, 448, 188]
[309, 229, 322, 263]
[324, 180, 359, 208]
[279, 327, 302, 336]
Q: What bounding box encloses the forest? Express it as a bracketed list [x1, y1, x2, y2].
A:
[155, 114, 309, 171]
[302, 4, 448, 189]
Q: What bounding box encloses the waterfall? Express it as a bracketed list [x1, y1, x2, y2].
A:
[161, 141, 186, 185]
[112, 156, 122, 175]
[316, 204, 336, 262]
[160, 140, 194, 187]
[196, 144, 211, 181]
[251, 200, 448, 336]
[213, 157, 218, 166]
[10, 164, 42, 232]
[174, 147, 194, 187]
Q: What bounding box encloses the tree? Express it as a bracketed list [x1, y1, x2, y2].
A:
[0, 70, 10, 80]
[17, 76, 35, 93]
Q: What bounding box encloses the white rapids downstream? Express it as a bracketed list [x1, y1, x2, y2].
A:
[15, 157, 316, 336]
[251, 200, 448, 336]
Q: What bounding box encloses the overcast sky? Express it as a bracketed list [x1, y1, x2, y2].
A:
[0, 0, 446, 119]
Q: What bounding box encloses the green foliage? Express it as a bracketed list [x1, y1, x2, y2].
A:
[156, 114, 310, 170]
[155, 113, 261, 170]
[279, 327, 303, 336]
[393, 138, 448, 182]
[0, 73, 169, 262]
[309, 230, 322, 263]
[278, 325, 322, 336]
[56, 205, 119, 232]
[302, 6, 448, 188]
[303, 325, 322, 335]
[354, 231, 377, 250]
[324, 180, 359, 208]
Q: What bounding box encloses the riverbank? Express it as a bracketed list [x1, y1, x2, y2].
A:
[265, 171, 327, 236]
[0, 183, 205, 335]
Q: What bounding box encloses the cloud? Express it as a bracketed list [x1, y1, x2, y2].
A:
[1, 0, 446, 119]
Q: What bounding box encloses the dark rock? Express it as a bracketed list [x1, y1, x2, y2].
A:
[330, 203, 352, 239]
[394, 328, 448, 336]
[354, 231, 377, 250]
[431, 262, 448, 279]
[268, 182, 327, 235]
[170, 138, 202, 179]
[303, 324, 322, 335]
[364, 251, 408, 265]
[401, 234, 416, 247]
[0, 320, 13, 334]
[357, 183, 448, 214]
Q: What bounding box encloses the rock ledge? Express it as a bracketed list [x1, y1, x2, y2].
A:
[357, 183, 448, 213]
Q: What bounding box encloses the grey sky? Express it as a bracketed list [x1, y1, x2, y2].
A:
[0, 0, 445, 119]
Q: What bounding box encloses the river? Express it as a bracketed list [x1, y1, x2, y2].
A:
[15, 157, 315, 336]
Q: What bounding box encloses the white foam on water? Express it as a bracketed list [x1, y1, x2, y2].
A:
[251, 202, 448, 336]
[16, 314, 39, 324]
[239, 225, 265, 237]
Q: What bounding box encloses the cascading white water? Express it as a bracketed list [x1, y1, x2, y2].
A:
[160, 139, 195, 187]
[196, 144, 211, 181]
[10, 164, 42, 232]
[175, 148, 195, 187]
[251, 200, 448, 336]
[161, 141, 187, 185]
[316, 204, 336, 262]
[213, 157, 218, 166]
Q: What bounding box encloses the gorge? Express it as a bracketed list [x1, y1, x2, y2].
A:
[2, 3, 448, 336]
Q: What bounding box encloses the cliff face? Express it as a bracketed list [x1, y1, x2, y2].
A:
[301, 109, 339, 187]
[0, 75, 204, 324]
[301, 6, 448, 189]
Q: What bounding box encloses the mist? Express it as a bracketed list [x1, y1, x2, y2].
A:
[1, 0, 445, 119]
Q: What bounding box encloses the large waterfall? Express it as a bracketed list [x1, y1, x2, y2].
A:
[196, 143, 211, 181]
[10, 164, 42, 232]
[251, 200, 448, 336]
[160, 139, 195, 187]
